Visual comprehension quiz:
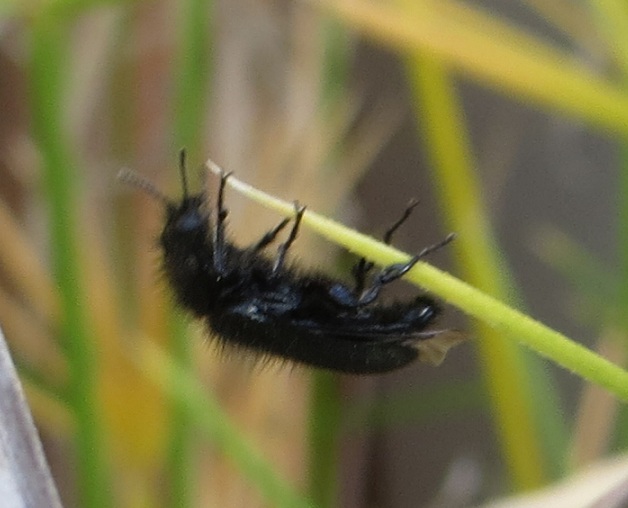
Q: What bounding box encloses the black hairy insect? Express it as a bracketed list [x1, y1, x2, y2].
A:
[119, 151, 464, 374]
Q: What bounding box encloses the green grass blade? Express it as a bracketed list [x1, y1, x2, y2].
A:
[406, 54, 548, 490]
[586, 0, 628, 451]
[310, 0, 628, 135]
[29, 14, 111, 508]
[588, 0, 628, 78]
[172, 0, 212, 155]
[167, 0, 212, 505]
[343, 380, 486, 432]
[139, 340, 317, 508]
[308, 21, 352, 508]
[308, 371, 341, 508]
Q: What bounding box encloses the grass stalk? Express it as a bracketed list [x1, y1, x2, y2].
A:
[406, 54, 547, 489]
[215, 168, 628, 401]
[139, 340, 316, 508]
[308, 371, 341, 507]
[166, 0, 212, 505]
[29, 14, 111, 508]
[308, 19, 351, 508]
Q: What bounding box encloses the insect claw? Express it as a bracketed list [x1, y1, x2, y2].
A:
[406, 198, 420, 209]
[293, 201, 306, 217]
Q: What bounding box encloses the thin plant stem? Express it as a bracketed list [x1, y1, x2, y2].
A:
[215, 168, 628, 402]
[406, 54, 547, 489]
[30, 14, 111, 508]
[167, 0, 212, 505]
[308, 371, 341, 508]
[139, 340, 317, 508]
[308, 19, 351, 508]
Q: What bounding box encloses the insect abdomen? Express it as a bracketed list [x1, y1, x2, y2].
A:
[207, 312, 420, 374]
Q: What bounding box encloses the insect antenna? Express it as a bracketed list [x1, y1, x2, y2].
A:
[117, 168, 171, 207]
[178, 148, 190, 200]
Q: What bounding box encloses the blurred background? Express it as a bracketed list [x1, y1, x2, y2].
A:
[1, 0, 627, 507]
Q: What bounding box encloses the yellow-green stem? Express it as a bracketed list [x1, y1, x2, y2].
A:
[214, 168, 628, 402]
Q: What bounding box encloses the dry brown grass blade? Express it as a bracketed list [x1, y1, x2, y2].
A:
[0, 199, 59, 323]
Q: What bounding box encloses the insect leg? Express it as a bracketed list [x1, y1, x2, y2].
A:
[252, 218, 291, 252]
[357, 232, 455, 306]
[383, 199, 420, 245]
[178, 149, 190, 199]
[353, 199, 420, 294]
[213, 170, 232, 274]
[272, 203, 306, 275]
[352, 258, 370, 295]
